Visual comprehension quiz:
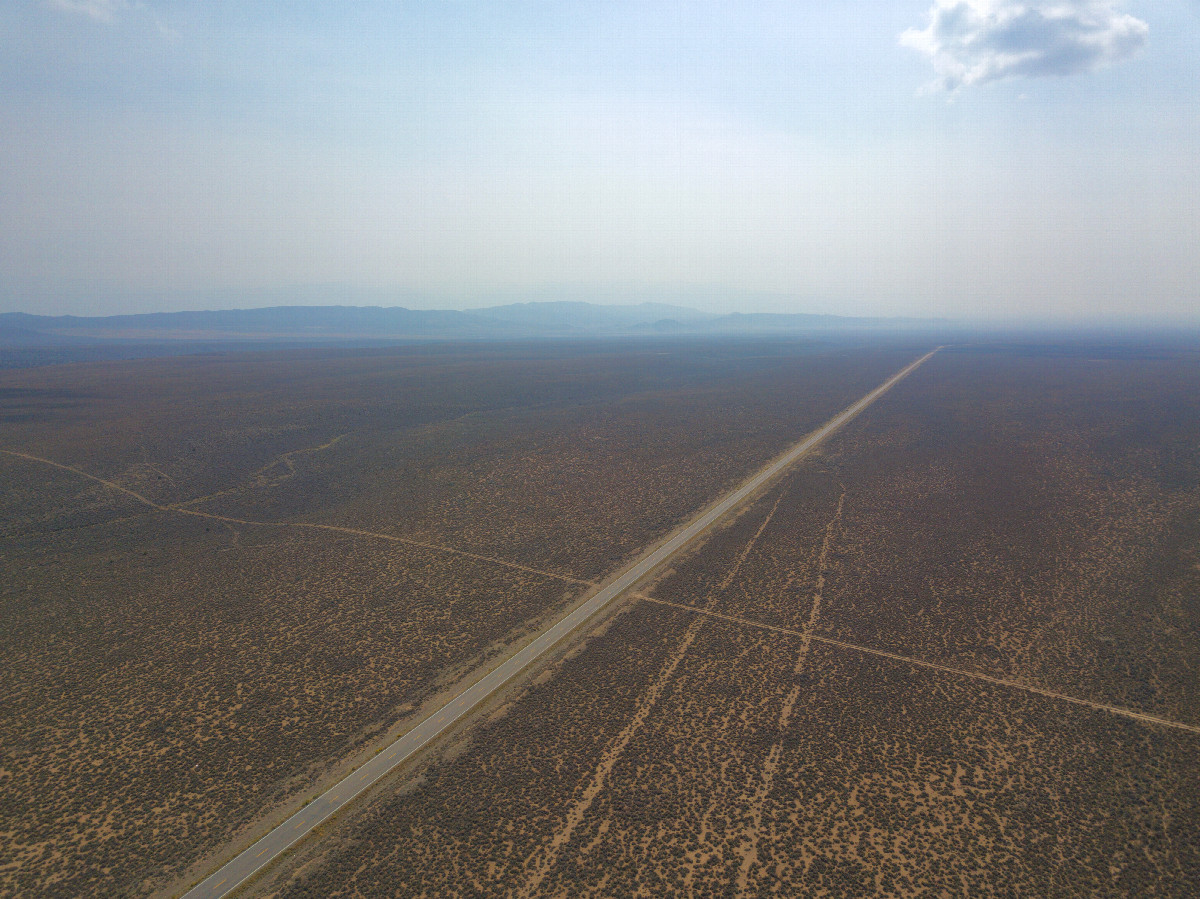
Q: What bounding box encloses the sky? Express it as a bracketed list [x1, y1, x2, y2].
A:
[1, 1, 1197, 323]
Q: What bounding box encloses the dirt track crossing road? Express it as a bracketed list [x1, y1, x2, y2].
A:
[2, 348, 939, 899]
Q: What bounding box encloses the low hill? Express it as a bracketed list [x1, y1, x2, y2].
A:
[0, 302, 943, 347]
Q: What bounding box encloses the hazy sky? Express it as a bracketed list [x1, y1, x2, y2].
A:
[2, 1, 1197, 322]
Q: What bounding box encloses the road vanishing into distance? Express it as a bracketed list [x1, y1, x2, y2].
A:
[180, 348, 941, 899]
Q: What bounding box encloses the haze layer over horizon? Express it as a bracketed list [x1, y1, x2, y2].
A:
[2, 2, 1197, 324]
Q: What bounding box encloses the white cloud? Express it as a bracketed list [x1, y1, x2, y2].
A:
[48, 0, 129, 23]
[901, 1, 1149, 90]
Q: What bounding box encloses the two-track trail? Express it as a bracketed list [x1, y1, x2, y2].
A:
[173, 433, 347, 510]
[0, 448, 593, 586]
[732, 487, 846, 894]
[634, 596, 1200, 737]
[517, 490, 788, 898]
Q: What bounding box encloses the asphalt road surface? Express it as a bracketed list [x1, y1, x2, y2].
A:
[180, 347, 940, 899]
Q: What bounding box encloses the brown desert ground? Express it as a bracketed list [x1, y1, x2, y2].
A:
[250, 341, 1200, 898]
[0, 339, 923, 897]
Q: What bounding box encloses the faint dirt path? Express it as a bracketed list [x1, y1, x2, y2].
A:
[733, 489, 845, 895]
[517, 491, 787, 898]
[0, 448, 593, 587]
[717, 491, 787, 592]
[173, 433, 346, 509]
[635, 595, 1200, 737]
[516, 612, 701, 898]
[2, 449, 166, 508]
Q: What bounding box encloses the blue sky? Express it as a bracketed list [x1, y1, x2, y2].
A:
[1, 1, 1197, 322]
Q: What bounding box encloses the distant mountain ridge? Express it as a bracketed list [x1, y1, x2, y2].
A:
[0, 302, 943, 346]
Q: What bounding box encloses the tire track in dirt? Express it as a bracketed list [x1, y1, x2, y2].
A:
[517, 490, 787, 898]
[733, 488, 845, 895]
[634, 595, 1200, 737]
[173, 433, 347, 509]
[0, 448, 593, 587]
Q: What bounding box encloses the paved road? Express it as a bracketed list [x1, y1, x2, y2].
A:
[180, 348, 940, 899]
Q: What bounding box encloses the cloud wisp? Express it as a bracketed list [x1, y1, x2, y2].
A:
[47, 0, 129, 23]
[901, 0, 1149, 90]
